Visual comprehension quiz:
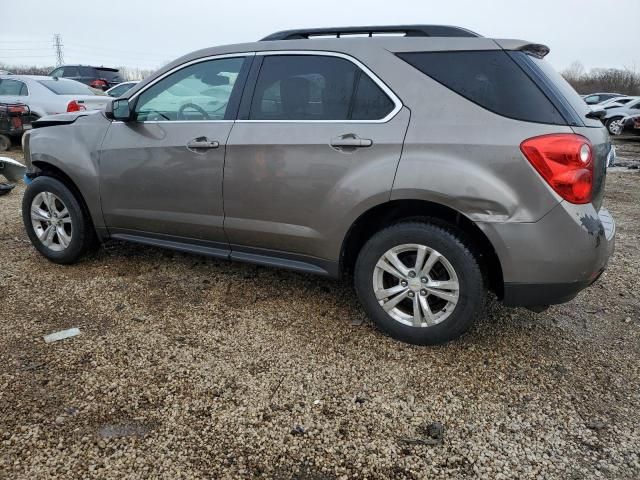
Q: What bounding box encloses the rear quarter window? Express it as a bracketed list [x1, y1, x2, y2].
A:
[397, 50, 566, 125]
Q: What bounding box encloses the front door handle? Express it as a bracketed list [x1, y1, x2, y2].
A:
[186, 137, 220, 152]
[330, 134, 373, 152]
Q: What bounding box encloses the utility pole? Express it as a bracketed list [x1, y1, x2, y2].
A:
[53, 34, 64, 66]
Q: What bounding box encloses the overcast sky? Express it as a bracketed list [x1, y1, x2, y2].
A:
[1, 0, 638, 73]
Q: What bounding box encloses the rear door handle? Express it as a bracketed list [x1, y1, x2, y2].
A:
[330, 134, 373, 149]
[186, 137, 220, 151]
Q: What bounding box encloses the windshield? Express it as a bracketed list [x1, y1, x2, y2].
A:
[38, 79, 96, 95]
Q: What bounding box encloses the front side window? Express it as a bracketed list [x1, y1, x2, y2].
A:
[0, 79, 28, 96]
[249, 54, 395, 121]
[63, 66, 79, 77]
[50, 68, 63, 78]
[134, 57, 245, 121]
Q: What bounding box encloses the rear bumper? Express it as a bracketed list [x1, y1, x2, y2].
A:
[479, 204, 615, 307]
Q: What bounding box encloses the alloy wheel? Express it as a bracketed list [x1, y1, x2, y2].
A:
[373, 243, 460, 327]
[30, 192, 72, 252]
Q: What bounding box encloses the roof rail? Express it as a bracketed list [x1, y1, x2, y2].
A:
[260, 25, 481, 41]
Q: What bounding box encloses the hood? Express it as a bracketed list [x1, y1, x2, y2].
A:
[32, 111, 94, 128]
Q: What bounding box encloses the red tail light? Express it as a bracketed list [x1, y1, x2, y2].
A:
[67, 100, 86, 112]
[90, 79, 107, 89]
[520, 134, 593, 204]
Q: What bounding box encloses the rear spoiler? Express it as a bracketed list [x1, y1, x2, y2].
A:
[493, 39, 550, 58]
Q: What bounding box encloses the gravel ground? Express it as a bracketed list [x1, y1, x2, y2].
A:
[1, 144, 639, 479]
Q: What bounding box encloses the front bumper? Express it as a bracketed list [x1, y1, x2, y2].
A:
[478, 204, 615, 307]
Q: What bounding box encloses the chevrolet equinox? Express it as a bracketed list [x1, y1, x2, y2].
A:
[21, 25, 616, 344]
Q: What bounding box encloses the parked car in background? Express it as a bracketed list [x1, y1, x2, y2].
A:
[598, 96, 637, 109]
[583, 92, 623, 105]
[620, 114, 640, 136]
[49, 65, 123, 91]
[602, 98, 640, 135]
[0, 70, 13, 75]
[21, 25, 616, 345]
[106, 81, 138, 97]
[0, 75, 110, 119]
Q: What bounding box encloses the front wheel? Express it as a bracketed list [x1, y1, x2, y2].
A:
[354, 222, 486, 345]
[606, 117, 624, 136]
[22, 176, 96, 264]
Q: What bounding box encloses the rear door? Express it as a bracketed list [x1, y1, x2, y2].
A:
[223, 52, 409, 261]
[99, 54, 252, 246]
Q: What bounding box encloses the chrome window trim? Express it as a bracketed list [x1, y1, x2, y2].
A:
[122, 52, 255, 123]
[237, 50, 403, 124]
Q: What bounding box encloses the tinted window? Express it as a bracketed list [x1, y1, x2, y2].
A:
[397, 50, 566, 125]
[63, 66, 79, 77]
[249, 55, 394, 121]
[0, 79, 28, 96]
[135, 57, 245, 121]
[50, 68, 63, 77]
[97, 69, 121, 81]
[38, 79, 95, 95]
[79, 67, 95, 76]
[351, 73, 395, 120]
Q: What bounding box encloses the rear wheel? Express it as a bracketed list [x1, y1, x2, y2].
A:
[354, 222, 486, 345]
[0, 134, 10, 151]
[22, 176, 96, 264]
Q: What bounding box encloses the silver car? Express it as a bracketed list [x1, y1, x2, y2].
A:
[602, 97, 640, 135]
[20, 25, 615, 345]
[0, 75, 110, 120]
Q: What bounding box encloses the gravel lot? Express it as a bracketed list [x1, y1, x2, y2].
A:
[1, 143, 639, 479]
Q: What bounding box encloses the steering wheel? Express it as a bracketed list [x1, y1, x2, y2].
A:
[177, 103, 210, 120]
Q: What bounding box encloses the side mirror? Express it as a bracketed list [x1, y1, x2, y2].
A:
[105, 98, 131, 121]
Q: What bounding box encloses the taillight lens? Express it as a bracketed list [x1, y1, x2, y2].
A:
[90, 79, 107, 89]
[520, 134, 594, 204]
[67, 100, 86, 112]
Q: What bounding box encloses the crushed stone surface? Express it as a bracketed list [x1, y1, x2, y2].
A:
[1, 145, 639, 479]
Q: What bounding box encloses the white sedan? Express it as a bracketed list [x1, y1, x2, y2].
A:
[0, 75, 111, 119]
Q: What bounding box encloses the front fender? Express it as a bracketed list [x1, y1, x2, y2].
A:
[26, 112, 110, 229]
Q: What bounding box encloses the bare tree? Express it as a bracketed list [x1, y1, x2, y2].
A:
[562, 62, 640, 95]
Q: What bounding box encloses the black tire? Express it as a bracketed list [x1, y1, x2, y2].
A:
[0, 134, 10, 151]
[354, 222, 486, 345]
[22, 176, 96, 264]
[606, 117, 624, 136]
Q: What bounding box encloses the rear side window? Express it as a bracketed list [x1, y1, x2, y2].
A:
[397, 50, 566, 125]
[249, 55, 395, 121]
[0, 79, 28, 96]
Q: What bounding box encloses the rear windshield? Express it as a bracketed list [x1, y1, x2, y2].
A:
[96, 69, 122, 81]
[397, 50, 566, 125]
[38, 80, 95, 95]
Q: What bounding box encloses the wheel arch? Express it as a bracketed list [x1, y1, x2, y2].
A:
[340, 199, 504, 298]
[29, 161, 100, 239]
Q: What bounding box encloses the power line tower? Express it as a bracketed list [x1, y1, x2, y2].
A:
[53, 34, 64, 66]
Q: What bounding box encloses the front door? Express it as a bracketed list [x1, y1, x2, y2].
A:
[99, 55, 250, 246]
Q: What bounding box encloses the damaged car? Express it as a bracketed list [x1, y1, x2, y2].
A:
[20, 25, 615, 344]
